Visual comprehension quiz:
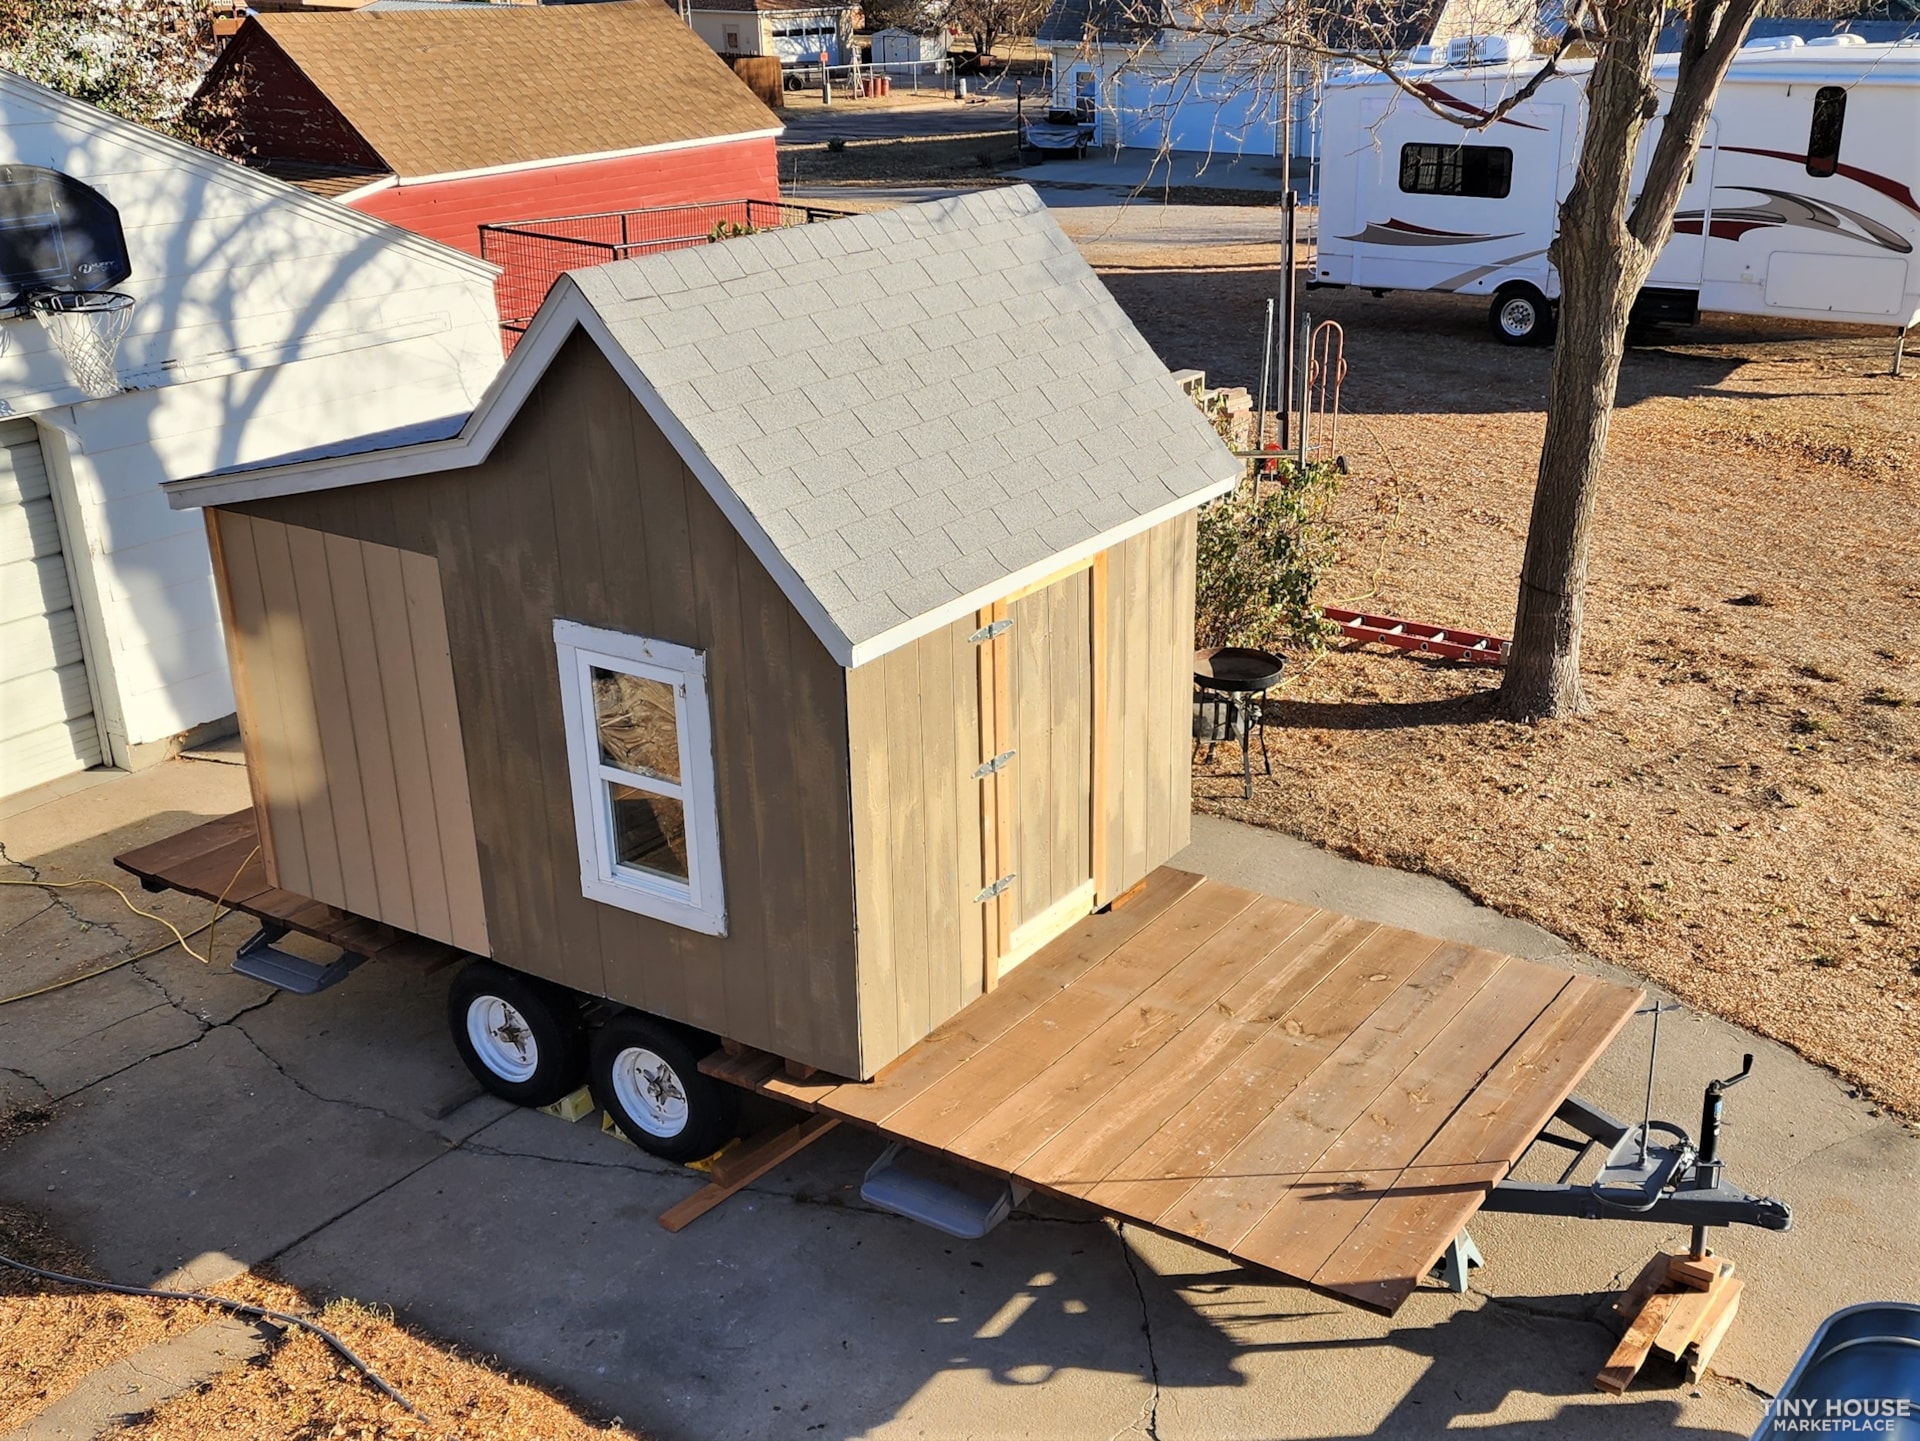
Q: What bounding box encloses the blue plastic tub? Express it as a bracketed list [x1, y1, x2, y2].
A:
[1753, 1303, 1920, 1440]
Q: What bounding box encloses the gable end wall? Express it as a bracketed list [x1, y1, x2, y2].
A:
[225, 330, 864, 1075]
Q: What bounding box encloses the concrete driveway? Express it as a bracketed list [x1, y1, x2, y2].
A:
[2, 760, 1915, 1440]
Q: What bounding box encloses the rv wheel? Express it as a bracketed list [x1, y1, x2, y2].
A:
[590, 1013, 738, 1163]
[1490, 284, 1555, 346]
[448, 960, 588, 1107]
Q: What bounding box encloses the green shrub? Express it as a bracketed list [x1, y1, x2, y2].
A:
[1195, 457, 1341, 653]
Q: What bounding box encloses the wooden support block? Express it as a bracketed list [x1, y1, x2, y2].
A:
[721, 1037, 747, 1058]
[538, 1086, 595, 1123]
[784, 1059, 819, 1082]
[1611, 1253, 1673, 1318]
[657, 1115, 840, 1234]
[1597, 1291, 1680, 1395]
[1655, 1261, 1735, 1357]
[698, 1046, 782, 1089]
[1668, 1255, 1722, 1292]
[1685, 1278, 1744, 1383]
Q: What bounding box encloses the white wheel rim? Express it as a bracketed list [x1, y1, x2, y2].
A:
[467, 996, 539, 1083]
[1501, 298, 1536, 335]
[610, 1046, 690, 1138]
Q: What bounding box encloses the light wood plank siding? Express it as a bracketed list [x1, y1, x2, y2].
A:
[847, 512, 1198, 1076]
[1095, 512, 1195, 901]
[210, 510, 489, 955]
[227, 333, 862, 1075]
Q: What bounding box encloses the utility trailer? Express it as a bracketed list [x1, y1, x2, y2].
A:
[1313, 33, 1920, 345]
[126, 188, 1787, 1320]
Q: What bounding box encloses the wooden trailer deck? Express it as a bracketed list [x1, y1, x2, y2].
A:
[711, 867, 1644, 1314]
[115, 810, 465, 972]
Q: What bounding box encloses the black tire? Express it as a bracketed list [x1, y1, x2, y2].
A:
[590, 1013, 738, 1163]
[447, 960, 588, 1107]
[1489, 283, 1556, 346]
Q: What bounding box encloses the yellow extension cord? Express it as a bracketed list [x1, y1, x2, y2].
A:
[0, 846, 260, 1007]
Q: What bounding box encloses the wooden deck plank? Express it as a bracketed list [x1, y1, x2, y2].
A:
[1228, 962, 1570, 1284]
[1016, 911, 1376, 1193]
[115, 811, 477, 971]
[1145, 943, 1521, 1253]
[1308, 974, 1646, 1310]
[1075, 926, 1448, 1218]
[824, 866, 1204, 1124]
[948, 897, 1319, 1173]
[877, 883, 1260, 1153]
[116, 811, 258, 892]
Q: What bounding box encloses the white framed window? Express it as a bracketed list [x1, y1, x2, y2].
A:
[553, 619, 727, 936]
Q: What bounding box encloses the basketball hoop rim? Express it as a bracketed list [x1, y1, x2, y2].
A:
[30, 288, 135, 315]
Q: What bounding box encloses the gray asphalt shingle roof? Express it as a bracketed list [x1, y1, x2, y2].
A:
[565, 185, 1238, 653]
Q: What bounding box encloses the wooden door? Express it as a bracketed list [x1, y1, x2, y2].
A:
[978, 562, 1099, 982]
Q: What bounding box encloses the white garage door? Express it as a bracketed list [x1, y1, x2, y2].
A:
[1116, 73, 1278, 157]
[0, 419, 101, 796]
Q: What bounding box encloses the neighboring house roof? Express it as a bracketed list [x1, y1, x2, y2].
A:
[163, 186, 1241, 669]
[202, 1, 782, 182]
[1036, 0, 1165, 46]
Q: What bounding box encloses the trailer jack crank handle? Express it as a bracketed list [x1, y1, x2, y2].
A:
[1480, 1063, 1791, 1239]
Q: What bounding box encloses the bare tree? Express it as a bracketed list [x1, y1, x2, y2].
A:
[1090, 0, 1769, 718]
[0, 0, 221, 140]
[950, 0, 1050, 60]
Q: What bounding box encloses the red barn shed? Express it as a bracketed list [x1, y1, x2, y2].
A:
[196, 1, 783, 258]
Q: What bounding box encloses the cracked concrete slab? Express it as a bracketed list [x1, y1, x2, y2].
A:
[275, 1130, 1152, 1441]
[0, 1023, 448, 1290]
[1, 1316, 268, 1441]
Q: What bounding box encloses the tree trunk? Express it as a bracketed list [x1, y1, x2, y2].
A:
[1500, 7, 1665, 721]
[1501, 0, 1765, 720]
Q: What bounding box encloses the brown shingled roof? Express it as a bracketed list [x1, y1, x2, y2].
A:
[232, 1, 782, 180]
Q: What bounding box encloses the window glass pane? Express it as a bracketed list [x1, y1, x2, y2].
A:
[593, 668, 680, 782]
[1398, 143, 1512, 198]
[609, 784, 689, 881]
[1807, 86, 1846, 178]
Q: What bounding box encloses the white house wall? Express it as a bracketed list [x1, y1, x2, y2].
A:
[0, 75, 501, 774]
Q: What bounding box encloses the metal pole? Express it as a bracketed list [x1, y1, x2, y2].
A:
[1256, 297, 1274, 451]
[1295, 312, 1311, 466]
[1896, 325, 1908, 378]
[1278, 47, 1297, 452]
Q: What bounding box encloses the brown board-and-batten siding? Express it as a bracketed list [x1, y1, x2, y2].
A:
[208, 509, 489, 955]
[844, 508, 1199, 1077]
[223, 331, 865, 1076]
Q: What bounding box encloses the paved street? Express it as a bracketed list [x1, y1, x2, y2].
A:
[4, 758, 1915, 1439]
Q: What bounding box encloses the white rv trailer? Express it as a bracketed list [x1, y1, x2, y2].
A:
[1313, 35, 1920, 344]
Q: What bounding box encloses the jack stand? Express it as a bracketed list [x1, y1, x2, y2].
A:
[1429, 1231, 1483, 1293]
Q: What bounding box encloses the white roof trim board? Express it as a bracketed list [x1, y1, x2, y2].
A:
[165, 186, 1241, 669]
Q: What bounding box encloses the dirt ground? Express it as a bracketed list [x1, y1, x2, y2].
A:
[1, 1199, 638, 1439]
[1074, 218, 1920, 1119]
[779, 128, 1020, 187]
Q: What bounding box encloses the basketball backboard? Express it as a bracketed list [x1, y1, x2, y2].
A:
[0, 165, 132, 309]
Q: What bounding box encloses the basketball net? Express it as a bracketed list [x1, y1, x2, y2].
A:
[34, 291, 136, 399]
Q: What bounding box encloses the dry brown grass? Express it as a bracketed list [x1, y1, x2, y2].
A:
[0, 1205, 638, 1440]
[1086, 228, 1920, 1118]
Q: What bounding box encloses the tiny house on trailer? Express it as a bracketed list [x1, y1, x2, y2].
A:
[124, 186, 1791, 1314]
[155, 184, 1237, 1112]
[1314, 35, 1920, 344]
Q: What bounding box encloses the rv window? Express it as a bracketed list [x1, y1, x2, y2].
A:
[553, 620, 727, 936]
[1398, 142, 1513, 199]
[1806, 86, 1846, 178]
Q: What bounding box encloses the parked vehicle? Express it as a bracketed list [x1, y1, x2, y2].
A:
[1313, 34, 1920, 343]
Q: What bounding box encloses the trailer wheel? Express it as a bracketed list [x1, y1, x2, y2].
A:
[1490, 284, 1555, 346]
[591, 1013, 738, 1163]
[447, 960, 587, 1107]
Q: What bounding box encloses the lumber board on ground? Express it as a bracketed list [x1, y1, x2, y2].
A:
[656, 1114, 840, 1233]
